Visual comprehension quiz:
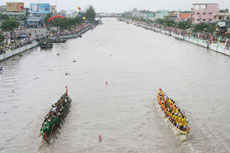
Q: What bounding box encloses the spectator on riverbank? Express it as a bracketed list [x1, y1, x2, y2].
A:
[0, 37, 33, 55]
[225, 39, 230, 50]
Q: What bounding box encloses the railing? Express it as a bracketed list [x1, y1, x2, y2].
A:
[0, 41, 39, 62]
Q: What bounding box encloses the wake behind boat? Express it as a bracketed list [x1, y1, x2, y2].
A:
[156, 88, 190, 135]
[40, 86, 72, 143]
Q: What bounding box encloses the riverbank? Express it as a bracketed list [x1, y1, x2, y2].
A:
[0, 41, 38, 62]
[121, 19, 230, 56]
[1, 18, 230, 153]
[0, 23, 98, 62]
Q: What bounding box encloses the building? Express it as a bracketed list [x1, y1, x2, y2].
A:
[0, 3, 25, 19]
[214, 13, 230, 34]
[26, 16, 42, 28]
[50, 5, 57, 15]
[192, 3, 219, 24]
[178, 13, 191, 21]
[29, 3, 50, 27]
[59, 10, 66, 16]
[169, 12, 177, 21]
[155, 10, 169, 19]
[214, 12, 230, 21]
[146, 13, 155, 20]
[66, 10, 76, 18]
[0, 5, 6, 13]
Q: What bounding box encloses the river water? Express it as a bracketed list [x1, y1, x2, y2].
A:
[0, 18, 230, 153]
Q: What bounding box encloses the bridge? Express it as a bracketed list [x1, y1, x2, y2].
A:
[96, 13, 122, 18]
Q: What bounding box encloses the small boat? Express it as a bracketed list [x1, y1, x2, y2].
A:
[0, 67, 3, 71]
[40, 86, 72, 142]
[52, 39, 67, 43]
[156, 89, 190, 135]
[40, 43, 53, 49]
[39, 39, 53, 49]
[60, 35, 77, 39]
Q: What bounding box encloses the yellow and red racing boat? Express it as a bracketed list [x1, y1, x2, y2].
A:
[156, 88, 190, 135]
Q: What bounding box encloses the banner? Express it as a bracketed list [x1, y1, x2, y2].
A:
[6, 2, 24, 12]
[30, 3, 50, 14]
[218, 22, 226, 27]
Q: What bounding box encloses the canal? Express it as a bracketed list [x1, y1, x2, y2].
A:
[0, 18, 230, 153]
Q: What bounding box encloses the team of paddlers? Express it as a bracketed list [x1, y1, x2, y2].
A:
[40, 87, 72, 142]
[157, 88, 190, 134]
[40, 87, 189, 142]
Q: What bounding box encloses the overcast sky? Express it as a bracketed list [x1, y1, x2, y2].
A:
[0, 0, 230, 13]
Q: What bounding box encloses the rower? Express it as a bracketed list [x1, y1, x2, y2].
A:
[174, 114, 178, 126]
[51, 105, 57, 115]
[177, 115, 182, 128]
[164, 95, 168, 102]
[181, 116, 187, 130]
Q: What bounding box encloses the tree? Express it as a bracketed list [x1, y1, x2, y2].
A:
[51, 18, 77, 31]
[75, 16, 83, 25]
[193, 22, 217, 33]
[219, 9, 229, 13]
[43, 13, 52, 26]
[163, 16, 175, 27]
[156, 18, 165, 24]
[177, 21, 191, 29]
[83, 6, 96, 21]
[0, 13, 9, 20]
[0, 33, 4, 43]
[1, 18, 19, 40]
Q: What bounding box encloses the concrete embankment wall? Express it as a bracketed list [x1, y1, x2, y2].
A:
[0, 25, 93, 62]
[132, 22, 230, 56]
[0, 41, 39, 62]
[156, 27, 229, 56]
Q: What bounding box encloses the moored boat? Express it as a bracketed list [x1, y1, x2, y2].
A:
[156, 88, 190, 135]
[40, 43, 53, 49]
[40, 86, 72, 142]
[52, 39, 67, 43]
[39, 39, 53, 49]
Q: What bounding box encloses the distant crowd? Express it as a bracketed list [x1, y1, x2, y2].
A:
[132, 20, 230, 50]
[0, 38, 33, 55]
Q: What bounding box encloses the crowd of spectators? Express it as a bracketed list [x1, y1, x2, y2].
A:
[0, 37, 33, 55]
[136, 21, 230, 49]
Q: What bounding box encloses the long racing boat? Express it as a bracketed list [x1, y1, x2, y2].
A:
[40, 86, 72, 142]
[156, 88, 190, 135]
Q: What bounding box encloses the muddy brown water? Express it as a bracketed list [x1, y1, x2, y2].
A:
[0, 18, 230, 153]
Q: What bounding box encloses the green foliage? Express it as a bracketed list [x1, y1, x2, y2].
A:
[82, 5, 96, 21]
[0, 33, 4, 43]
[219, 9, 229, 13]
[52, 18, 68, 30]
[163, 17, 175, 27]
[177, 21, 191, 29]
[0, 13, 9, 20]
[51, 18, 78, 30]
[1, 18, 19, 32]
[193, 22, 217, 32]
[75, 16, 83, 24]
[156, 18, 165, 24]
[45, 5, 96, 30]
[155, 17, 176, 27]
[44, 13, 52, 25]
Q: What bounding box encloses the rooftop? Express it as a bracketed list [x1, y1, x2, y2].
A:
[214, 12, 230, 16]
[179, 13, 191, 19]
[192, 3, 218, 5]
